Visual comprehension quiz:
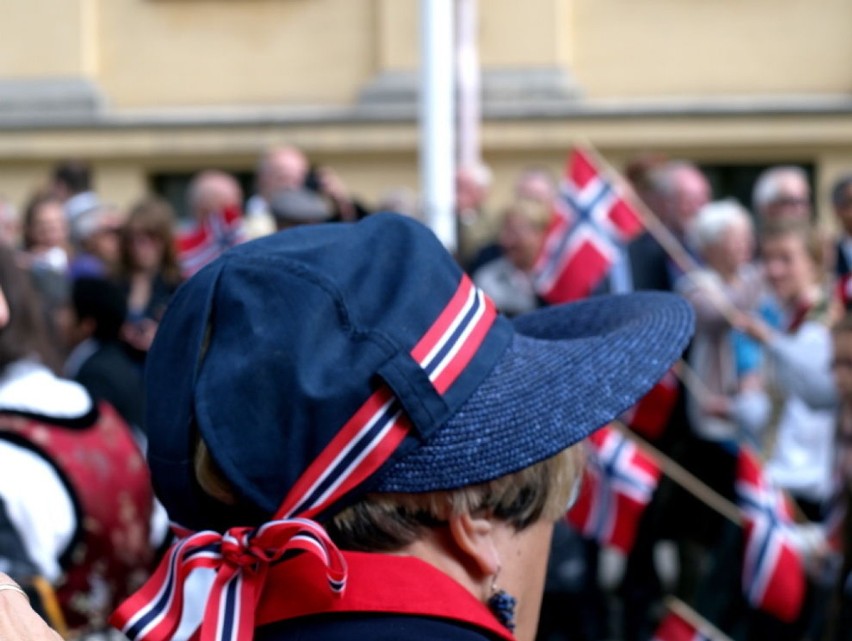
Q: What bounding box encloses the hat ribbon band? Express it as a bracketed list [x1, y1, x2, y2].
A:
[110, 518, 346, 641]
[278, 274, 496, 520]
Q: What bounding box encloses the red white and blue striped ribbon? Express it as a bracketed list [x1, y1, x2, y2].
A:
[111, 275, 496, 641]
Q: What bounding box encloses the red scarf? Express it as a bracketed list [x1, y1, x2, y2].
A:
[786, 300, 812, 334]
[255, 551, 514, 639]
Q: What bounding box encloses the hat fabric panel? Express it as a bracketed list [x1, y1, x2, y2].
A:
[189, 215, 510, 521]
[374, 292, 694, 493]
[193, 260, 393, 516]
[145, 261, 228, 529]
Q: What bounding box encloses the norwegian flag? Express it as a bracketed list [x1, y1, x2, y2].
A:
[735, 447, 805, 623]
[177, 205, 247, 278]
[566, 424, 661, 553]
[623, 368, 679, 441]
[651, 608, 716, 641]
[532, 147, 644, 304]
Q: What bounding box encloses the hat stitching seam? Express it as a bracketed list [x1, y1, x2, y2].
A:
[226, 252, 365, 338]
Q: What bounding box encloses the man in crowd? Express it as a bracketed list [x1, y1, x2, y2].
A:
[246, 145, 368, 236]
[60, 277, 145, 435]
[751, 165, 812, 224]
[245, 145, 309, 234]
[177, 169, 245, 278]
[628, 159, 711, 291]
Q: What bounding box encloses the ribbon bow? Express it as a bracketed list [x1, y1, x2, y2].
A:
[110, 518, 347, 641]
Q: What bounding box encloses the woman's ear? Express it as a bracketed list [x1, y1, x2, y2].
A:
[447, 512, 501, 579]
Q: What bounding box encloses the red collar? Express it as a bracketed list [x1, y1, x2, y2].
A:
[255, 551, 515, 641]
[787, 301, 812, 333]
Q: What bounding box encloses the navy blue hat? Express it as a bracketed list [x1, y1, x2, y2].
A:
[145, 213, 694, 532]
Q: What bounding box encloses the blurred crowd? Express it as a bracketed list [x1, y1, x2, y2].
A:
[0, 146, 850, 641]
[468, 157, 852, 641]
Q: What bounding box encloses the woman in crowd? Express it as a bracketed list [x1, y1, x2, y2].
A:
[115, 196, 182, 360]
[20, 193, 70, 275]
[19, 193, 73, 353]
[105, 213, 694, 641]
[675, 198, 764, 446]
[0, 244, 159, 635]
[737, 220, 837, 520]
[473, 198, 551, 317]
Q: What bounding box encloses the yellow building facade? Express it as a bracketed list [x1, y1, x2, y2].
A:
[1, 0, 851, 222]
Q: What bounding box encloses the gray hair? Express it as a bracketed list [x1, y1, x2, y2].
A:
[751, 165, 808, 212]
[687, 198, 753, 253]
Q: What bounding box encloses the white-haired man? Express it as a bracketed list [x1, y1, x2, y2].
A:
[751, 165, 811, 224]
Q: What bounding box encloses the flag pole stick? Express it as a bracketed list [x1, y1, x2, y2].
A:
[673, 358, 713, 409]
[615, 419, 812, 526]
[612, 421, 743, 525]
[664, 596, 736, 641]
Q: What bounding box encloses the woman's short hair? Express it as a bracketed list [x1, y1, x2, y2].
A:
[194, 437, 583, 551]
[687, 198, 753, 254]
[119, 196, 181, 284]
[22, 192, 63, 251]
[759, 218, 824, 268]
[0, 246, 57, 372]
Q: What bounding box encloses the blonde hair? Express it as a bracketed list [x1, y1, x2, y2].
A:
[760, 219, 824, 268]
[194, 437, 584, 550]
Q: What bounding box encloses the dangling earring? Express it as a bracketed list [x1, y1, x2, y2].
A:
[487, 571, 517, 632]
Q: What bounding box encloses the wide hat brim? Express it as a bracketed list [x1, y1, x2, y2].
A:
[373, 291, 693, 492]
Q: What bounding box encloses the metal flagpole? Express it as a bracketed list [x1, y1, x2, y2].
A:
[456, 0, 480, 171]
[420, 0, 456, 253]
